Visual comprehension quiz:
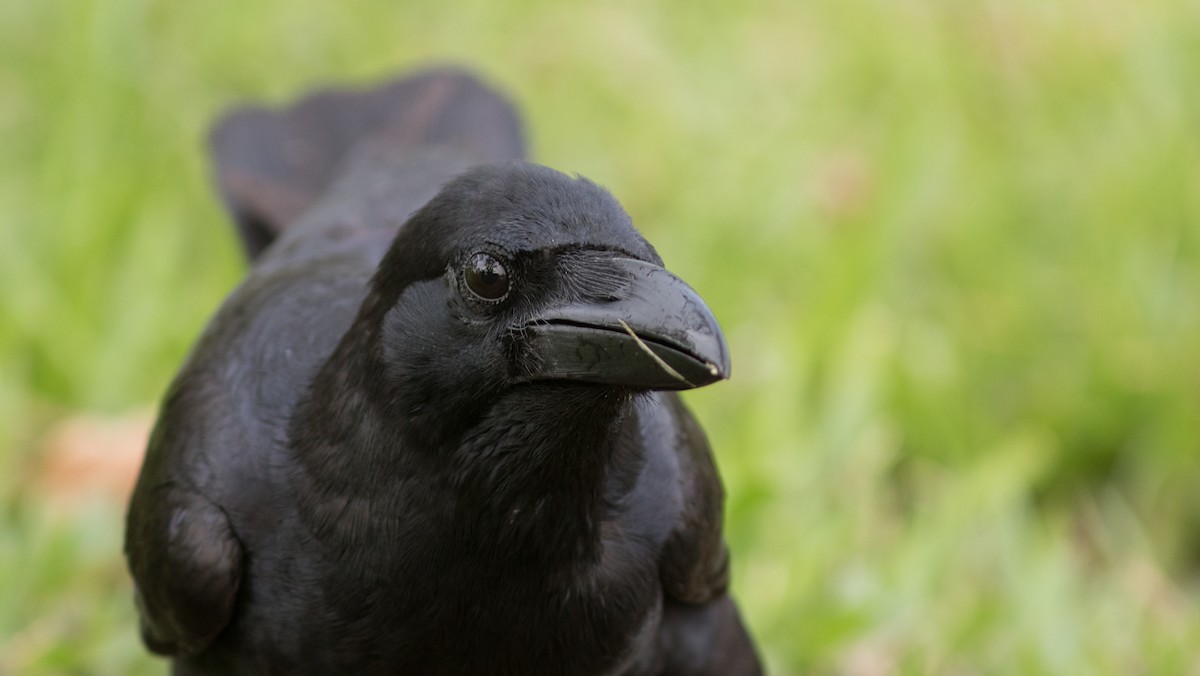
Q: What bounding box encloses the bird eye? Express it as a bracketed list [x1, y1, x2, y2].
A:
[464, 252, 510, 301]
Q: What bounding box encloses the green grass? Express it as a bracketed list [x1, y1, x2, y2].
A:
[3, 0, 1200, 673]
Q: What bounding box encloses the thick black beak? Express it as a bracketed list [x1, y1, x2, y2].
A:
[516, 257, 730, 391]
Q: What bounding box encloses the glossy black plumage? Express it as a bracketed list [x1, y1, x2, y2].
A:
[125, 67, 761, 675]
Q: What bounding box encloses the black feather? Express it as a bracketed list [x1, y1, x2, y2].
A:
[125, 66, 760, 675]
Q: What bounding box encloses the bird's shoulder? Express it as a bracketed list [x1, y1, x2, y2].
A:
[141, 257, 368, 498]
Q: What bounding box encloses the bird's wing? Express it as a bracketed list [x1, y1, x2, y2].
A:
[125, 481, 242, 657]
[656, 393, 731, 605]
[644, 395, 762, 674]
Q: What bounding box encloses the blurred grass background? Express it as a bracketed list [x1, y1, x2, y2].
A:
[2, 0, 1199, 673]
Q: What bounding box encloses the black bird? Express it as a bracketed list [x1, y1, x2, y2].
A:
[125, 67, 761, 675]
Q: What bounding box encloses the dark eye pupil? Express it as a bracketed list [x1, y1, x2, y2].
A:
[465, 253, 510, 300]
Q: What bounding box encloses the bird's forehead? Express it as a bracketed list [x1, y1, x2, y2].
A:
[455, 216, 652, 261]
[489, 223, 639, 255]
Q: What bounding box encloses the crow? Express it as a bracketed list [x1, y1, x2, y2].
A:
[125, 66, 761, 675]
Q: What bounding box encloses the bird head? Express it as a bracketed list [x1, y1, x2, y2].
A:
[364, 162, 729, 429]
